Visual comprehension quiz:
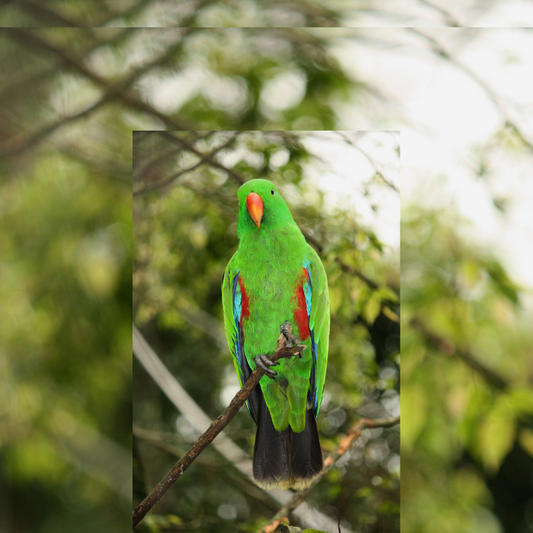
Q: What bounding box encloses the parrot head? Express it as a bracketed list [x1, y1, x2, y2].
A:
[237, 179, 295, 236]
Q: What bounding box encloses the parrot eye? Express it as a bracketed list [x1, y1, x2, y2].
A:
[271, 189, 274, 195]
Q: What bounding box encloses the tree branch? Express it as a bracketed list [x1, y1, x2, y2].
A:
[410, 317, 510, 390]
[0, 27, 135, 104]
[260, 415, 400, 533]
[132, 325, 306, 529]
[2, 28, 191, 158]
[335, 256, 379, 291]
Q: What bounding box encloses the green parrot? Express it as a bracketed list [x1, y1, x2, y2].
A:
[222, 178, 329, 490]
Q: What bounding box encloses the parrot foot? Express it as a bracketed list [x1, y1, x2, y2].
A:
[255, 354, 278, 379]
[280, 321, 301, 353]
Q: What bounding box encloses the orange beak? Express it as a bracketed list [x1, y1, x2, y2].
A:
[246, 192, 263, 229]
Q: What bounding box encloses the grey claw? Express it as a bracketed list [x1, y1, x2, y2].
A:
[280, 321, 290, 337]
[280, 320, 299, 348]
[254, 354, 278, 378]
[280, 321, 292, 347]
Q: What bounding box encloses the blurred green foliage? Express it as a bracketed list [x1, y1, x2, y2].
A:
[0, 148, 132, 531]
[133, 130, 400, 532]
[402, 205, 533, 533]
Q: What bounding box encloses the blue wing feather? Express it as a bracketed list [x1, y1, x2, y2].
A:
[303, 260, 319, 416]
[231, 272, 259, 422]
[232, 272, 243, 369]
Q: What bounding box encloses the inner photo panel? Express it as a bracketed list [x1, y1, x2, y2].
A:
[132, 130, 400, 533]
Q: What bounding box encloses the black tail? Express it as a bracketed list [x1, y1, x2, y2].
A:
[290, 408, 324, 488]
[253, 394, 323, 490]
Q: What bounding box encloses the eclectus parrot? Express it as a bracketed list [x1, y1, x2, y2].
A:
[222, 179, 329, 490]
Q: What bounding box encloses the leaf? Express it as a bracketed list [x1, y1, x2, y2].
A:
[367, 231, 384, 252]
[364, 295, 381, 325]
[166, 514, 184, 525]
[286, 527, 301, 533]
[382, 305, 399, 323]
[328, 285, 343, 314]
[275, 524, 302, 533]
[376, 286, 399, 303]
[504, 387, 533, 416]
[477, 409, 516, 473]
[356, 487, 373, 498]
[518, 429, 533, 458]
[486, 260, 520, 305]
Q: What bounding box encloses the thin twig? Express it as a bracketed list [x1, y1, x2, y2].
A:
[417, 0, 461, 27]
[160, 131, 246, 186]
[133, 132, 215, 182]
[132, 326, 307, 529]
[260, 415, 400, 533]
[335, 132, 399, 193]
[134, 132, 241, 194]
[408, 28, 533, 153]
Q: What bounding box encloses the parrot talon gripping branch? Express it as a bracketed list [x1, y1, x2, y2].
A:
[222, 179, 330, 490]
[254, 354, 279, 378]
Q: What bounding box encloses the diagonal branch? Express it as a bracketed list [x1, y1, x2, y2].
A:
[18, 0, 78, 26]
[260, 415, 400, 533]
[410, 317, 510, 390]
[17, 0, 153, 27]
[132, 325, 306, 529]
[335, 256, 379, 290]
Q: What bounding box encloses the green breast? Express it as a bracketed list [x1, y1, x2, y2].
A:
[237, 225, 312, 432]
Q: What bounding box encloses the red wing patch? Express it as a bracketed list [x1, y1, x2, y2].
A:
[238, 276, 250, 325]
[292, 268, 310, 341]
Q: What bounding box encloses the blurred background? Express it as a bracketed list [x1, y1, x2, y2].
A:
[132, 130, 400, 532]
[1, 2, 533, 533]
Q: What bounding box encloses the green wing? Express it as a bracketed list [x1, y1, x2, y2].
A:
[221, 251, 260, 421]
[306, 245, 330, 417]
[222, 252, 243, 385]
